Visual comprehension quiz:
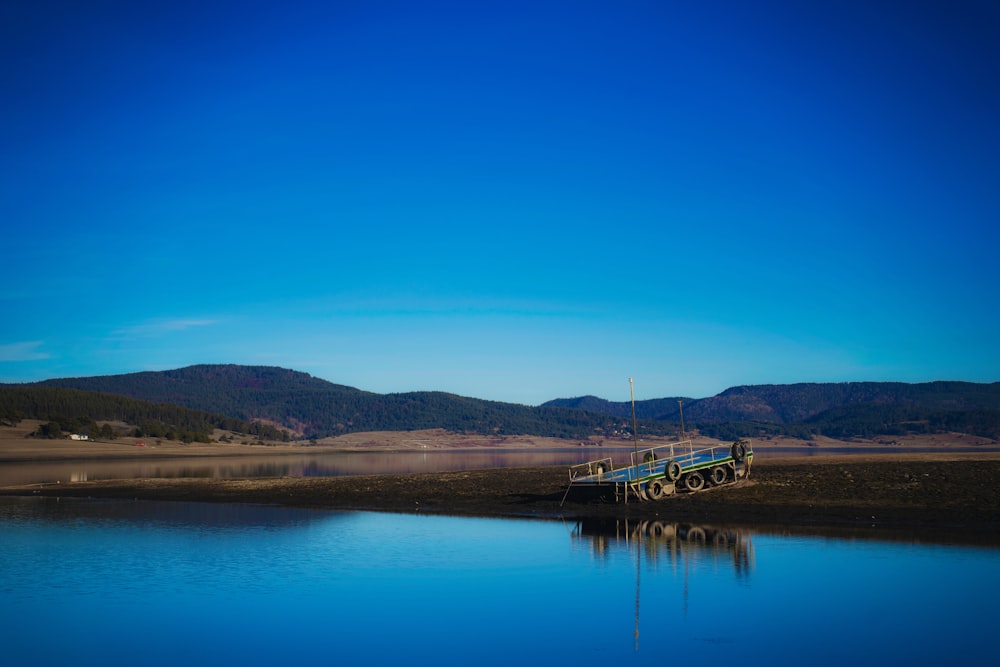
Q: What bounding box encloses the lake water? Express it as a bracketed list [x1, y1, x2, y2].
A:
[1, 496, 997, 667]
[0, 449, 606, 486]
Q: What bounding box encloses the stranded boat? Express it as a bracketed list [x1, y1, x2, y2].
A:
[563, 438, 753, 504]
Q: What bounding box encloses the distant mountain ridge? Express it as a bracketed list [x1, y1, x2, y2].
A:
[27, 365, 626, 440]
[543, 395, 692, 421]
[16, 365, 1000, 441]
[545, 381, 1000, 424]
[36, 364, 361, 403]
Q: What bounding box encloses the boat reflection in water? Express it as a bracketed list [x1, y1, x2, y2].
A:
[571, 519, 754, 651]
[572, 518, 754, 577]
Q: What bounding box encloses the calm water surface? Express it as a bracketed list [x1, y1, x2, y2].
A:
[1, 497, 996, 667]
[0, 449, 604, 486]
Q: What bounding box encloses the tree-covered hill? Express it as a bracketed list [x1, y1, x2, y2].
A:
[36, 364, 364, 418]
[543, 395, 693, 420]
[0, 385, 289, 442]
[684, 381, 1000, 423]
[546, 381, 1000, 440]
[16, 366, 1000, 441]
[27, 365, 656, 440]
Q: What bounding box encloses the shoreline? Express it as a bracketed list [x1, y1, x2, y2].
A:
[3, 452, 998, 547]
[3, 425, 995, 462]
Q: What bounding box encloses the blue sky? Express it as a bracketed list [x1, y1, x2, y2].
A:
[2, 0, 998, 405]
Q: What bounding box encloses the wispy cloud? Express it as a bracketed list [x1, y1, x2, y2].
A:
[112, 318, 219, 338]
[0, 341, 50, 362]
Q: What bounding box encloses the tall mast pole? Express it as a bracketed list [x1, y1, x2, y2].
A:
[629, 377, 639, 464]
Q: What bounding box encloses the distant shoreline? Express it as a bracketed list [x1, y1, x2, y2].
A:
[2, 423, 996, 463]
[2, 450, 998, 547]
[4, 425, 998, 547]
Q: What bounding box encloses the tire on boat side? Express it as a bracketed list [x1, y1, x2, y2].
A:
[683, 471, 705, 492]
[708, 466, 727, 485]
[647, 479, 666, 500]
[731, 441, 747, 462]
[666, 461, 682, 481]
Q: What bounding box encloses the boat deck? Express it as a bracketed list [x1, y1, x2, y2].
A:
[565, 439, 753, 502]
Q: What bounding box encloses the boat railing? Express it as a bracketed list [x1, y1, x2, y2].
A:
[568, 457, 615, 482]
[629, 440, 742, 476]
[630, 439, 689, 474]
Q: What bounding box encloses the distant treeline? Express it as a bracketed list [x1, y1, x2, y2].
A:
[229, 388, 682, 441]
[22, 365, 1000, 442]
[0, 383, 673, 442]
[694, 406, 1000, 441]
[552, 381, 1000, 441]
[0, 386, 291, 442]
[803, 403, 1000, 440]
[31, 365, 679, 440]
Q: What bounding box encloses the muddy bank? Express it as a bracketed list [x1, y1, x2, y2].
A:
[3, 454, 998, 545]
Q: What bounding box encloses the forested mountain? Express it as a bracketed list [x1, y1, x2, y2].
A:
[25, 365, 648, 440]
[547, 382, 1000, 423]
[544, 395, 692, 421]
[684, 382, 1000, 423]
[545, 381, 1000, 440]
[10, 366, 1000, 441]
[0, 385, 289, 443]
[35, 364, 362, 419]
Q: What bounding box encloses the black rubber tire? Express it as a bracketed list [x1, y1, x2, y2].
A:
[731, 441, 747, 462]
[646, 479, 665, 500]
[683, 471, 705, 492]
[709, 466, 727, 485]
[666, 461, 682, 481]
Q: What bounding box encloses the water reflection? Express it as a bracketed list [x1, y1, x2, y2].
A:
[0, 449, 606, 486]
[650, 521, 754, 581]
[570, 518, 756, 652]
[2, 497, 998, 666]
[574, 519, 753, 575]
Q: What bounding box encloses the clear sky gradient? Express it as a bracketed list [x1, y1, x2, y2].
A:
[2, 0, 998, 405]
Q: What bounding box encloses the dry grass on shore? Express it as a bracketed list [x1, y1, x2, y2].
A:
[3, 421, 997, 463]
